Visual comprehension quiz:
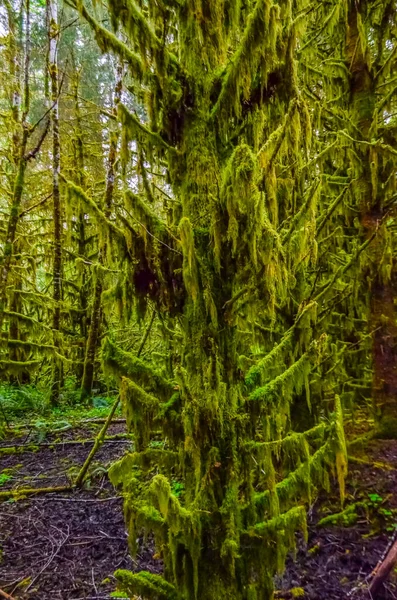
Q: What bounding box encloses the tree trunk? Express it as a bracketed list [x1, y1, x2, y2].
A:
[0, 1, 30, 332]
[80, 64, 122, 399]
[80, 277, 101, 399]
[48, 0, 63, 404]
[345, 1, 397, 436]
[71, 73, 88, 387]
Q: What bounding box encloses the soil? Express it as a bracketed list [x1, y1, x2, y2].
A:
[1, 422, 397, 600]
[0, 422, 160, 600]
[278, 439, 397, 600]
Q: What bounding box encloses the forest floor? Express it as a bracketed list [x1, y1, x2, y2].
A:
[0, 419, 160, 599]
[0, 415, 396, 599]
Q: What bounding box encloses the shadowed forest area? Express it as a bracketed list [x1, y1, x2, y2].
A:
[0, 0, 397, 598]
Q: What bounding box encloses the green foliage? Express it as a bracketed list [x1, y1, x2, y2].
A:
[3, 0, 397, 597]
[0, 384, 48, 418]
[0, 473, 12, 487]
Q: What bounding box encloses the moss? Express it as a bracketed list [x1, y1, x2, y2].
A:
[102, 338, 173, 399]
[0, 360, 41, 376]
[178, 218, 199, 302]
[211, 0, 281, 121]
[115, 569, 179, 600]
[317, 502, 366, 527]
[245, 330, 293, 388]
[75, 2, 144, 78]
[120, 376, 159, 450]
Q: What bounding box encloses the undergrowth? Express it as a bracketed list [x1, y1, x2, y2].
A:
[0, 381, 120, 427]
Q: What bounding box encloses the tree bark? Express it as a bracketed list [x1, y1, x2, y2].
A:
[345, 1, 397, 436]
[80, 64, 123, 399]
[0, 1, 30, 332]
[48, 0, 63, 404]
[369, 539, 397, 596]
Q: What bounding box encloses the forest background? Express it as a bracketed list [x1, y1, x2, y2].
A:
[0, 0, 397, 599]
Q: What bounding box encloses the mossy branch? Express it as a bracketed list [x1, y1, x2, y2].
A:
[64, 178, 126, 241]
[75, 0, 144, 78]
[115, 570, 179, 600]
[119, 103, 178, 153]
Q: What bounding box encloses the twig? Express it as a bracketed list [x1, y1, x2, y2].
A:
[137, 310, 156, 357]
[19, 193, 52, 217]
[25, 525, 70, 592]
[92, 568, 98, 594]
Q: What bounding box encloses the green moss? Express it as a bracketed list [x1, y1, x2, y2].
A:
[102, 338, 173, 399]
[115, 570, 179, 600]
[317, 502, 366, 527]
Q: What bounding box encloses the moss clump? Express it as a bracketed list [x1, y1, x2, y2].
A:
[317, 502, 366, 527]
[115, 570, 179, 600]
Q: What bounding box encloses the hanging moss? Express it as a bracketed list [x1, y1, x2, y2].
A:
[74, 0, 354, 598]
[102, 337, 174, 399]
[178, 217, 199, 302]
[75, 1, 144, 78]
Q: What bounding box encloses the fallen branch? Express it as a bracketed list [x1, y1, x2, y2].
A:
[369, 539, 397, 596]
[0, 588, 16, 600]
[77, 417, 126, 424]
[74, 396, 121, 487]
[274, 589, 305, 599]
[0, 435, 132, 452]
[9, 417, 125, 430]
[0, 485, 72, 501]
[31, 495, 121, 503]
[348, 455, 395, 471]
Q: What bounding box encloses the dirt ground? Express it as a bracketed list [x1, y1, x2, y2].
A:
[0, 422, 160, 599]
[278, 439, 397, 599]
[0, 422, 396, 599]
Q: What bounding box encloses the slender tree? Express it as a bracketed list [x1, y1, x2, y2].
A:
[0, 0, 31, 330]
[81, 63, 123, 399]
[47, 0, 63, 403]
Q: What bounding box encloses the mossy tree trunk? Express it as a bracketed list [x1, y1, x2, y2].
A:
[0, 0, 30, 332]
[48, 0, 63, 404]
[345, 0, 397, 436]
[77, 1, 348, 599]
[81, 65, 122, 400]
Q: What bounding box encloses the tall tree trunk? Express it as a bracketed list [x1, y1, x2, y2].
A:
[346, 1, 397, 436]
[48, 0, 63, 404]
[71, 73, 89, 387]
[0, 0, 30, 332]
[81, 64, 123, 399]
